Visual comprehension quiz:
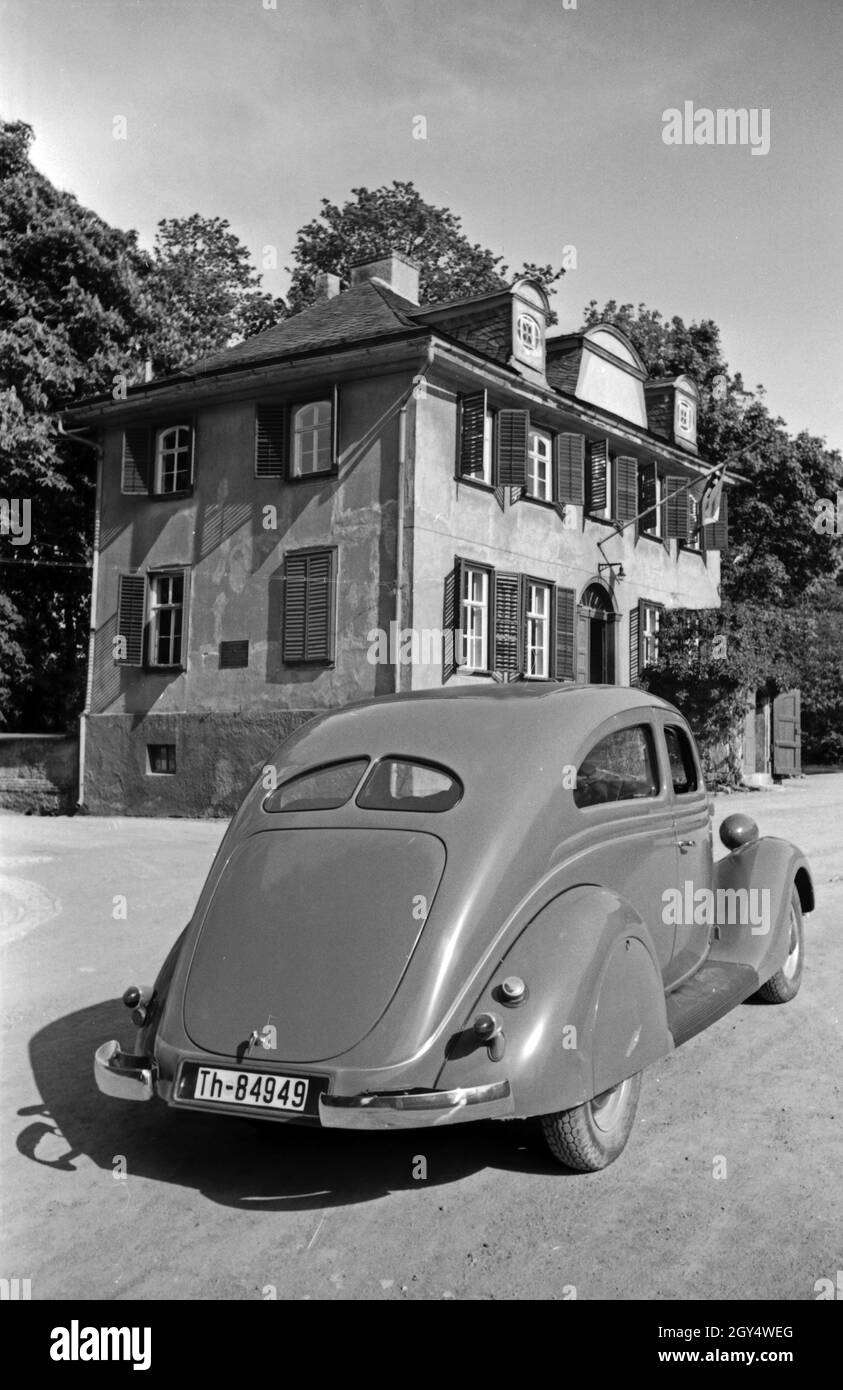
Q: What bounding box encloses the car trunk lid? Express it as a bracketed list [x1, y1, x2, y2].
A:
[182, 828, 446, 1062]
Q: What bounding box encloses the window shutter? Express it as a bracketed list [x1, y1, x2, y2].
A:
[575, 607, 589, 684]
[331, 384, 340, 467]
[496, 409, 528, 487]
[555, 433, 585, 508]
[616, 456, 638, 524]
[121, 429, 151, 494]
[459, 391, 487, 478]
[441, 560, 462, 683]
[629, 603, 641, 684]
[709, 490, 729, 552]
[554, 586, 576, 681]
[493, 572, 522, 677]
[255, 404, 287, 477]
[115, 573, 147, 665]
[638, 461, 658, 531]
[587, 440, 609, 513]
[283, 554, 307, 661]
[303, 551, 333, 661]
[178, 567, 191, 668]
[665, 477, 690, 541]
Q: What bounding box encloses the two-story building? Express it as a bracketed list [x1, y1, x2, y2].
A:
[64, 250, 728, 815]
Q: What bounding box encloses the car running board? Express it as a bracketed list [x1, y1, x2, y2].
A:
[666, 961, 760, 1049]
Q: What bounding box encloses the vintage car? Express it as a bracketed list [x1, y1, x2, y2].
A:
[94, 684, 814, 1171]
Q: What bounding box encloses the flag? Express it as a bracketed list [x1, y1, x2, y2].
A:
[699, 464, 725, 527]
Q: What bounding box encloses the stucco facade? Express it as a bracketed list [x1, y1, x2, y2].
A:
[66, 253, 727, 815]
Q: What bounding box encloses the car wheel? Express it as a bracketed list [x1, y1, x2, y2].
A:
[755, 887, 804, 1004]
[540, 1071, 642, 1172]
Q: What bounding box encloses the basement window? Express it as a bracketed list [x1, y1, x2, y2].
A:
[147, 744, 177, 775]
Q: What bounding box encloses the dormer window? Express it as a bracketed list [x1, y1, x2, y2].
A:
[516, 313, 542, 356]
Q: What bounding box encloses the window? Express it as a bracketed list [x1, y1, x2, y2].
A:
[638, 462, 662, 537]
[460, 565, 489, 671]
[642, 602, 661, 666]
[664, 726, 699, 794]
[147, 744, 176, 775]
[516, 313, 542, 354]
[482, 409, 494, 485]
[573, 725, 660, 807]
[526, 430, 552, 501]
[357, 759, 463, 812]
[154, 426, 192, 494]
[587, 441, 612, 519]
[685, 490, 701, 549]
[292, 400, 332, 476]
[526, 582, 551, 677]
[263, 759, 368, 813]
[148, 572, 185, 667]
[283, 549, 336, 663]
[677, 397, 695, 436]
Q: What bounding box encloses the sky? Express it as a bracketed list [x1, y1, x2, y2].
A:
[2, 0, 841, 449]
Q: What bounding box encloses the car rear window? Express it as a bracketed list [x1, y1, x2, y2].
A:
[573, 726, 660, 807]
[357, 759, 462, 812]
[263, 759, 368, 813]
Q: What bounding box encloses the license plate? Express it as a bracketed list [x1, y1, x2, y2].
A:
[180, 1064, 314, 1113]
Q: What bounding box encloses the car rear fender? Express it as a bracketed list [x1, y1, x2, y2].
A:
[710, 838, 813, 980]
[435, 885, 672, 1118]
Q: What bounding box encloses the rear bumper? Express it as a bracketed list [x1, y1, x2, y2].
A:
[319, 1079, 514, 1130]
[94, 1041, 156, 1101]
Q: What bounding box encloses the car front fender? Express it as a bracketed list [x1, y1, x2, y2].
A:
[711, 837, 813, 982]
[434, 885, 672, 1119]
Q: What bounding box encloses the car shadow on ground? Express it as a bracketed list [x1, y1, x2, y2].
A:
[18, 1001, 579, 1209]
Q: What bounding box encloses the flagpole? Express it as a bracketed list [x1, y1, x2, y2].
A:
[601, 457, 729, 540]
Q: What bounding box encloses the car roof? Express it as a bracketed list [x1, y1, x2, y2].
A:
[276, 683, 682, 775]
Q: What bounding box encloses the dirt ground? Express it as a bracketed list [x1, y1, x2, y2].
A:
[1, 777, 840, 1301]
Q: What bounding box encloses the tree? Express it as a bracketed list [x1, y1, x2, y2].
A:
[143, 215, 286, 376]
[0, 119, 152, 729]
[286, 181, 567, 315]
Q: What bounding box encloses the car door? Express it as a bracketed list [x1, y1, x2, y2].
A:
[657, 716, 713, 989]
[567, 713, 679, 981]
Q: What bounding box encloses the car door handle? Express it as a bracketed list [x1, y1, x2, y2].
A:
[676, 839, 696, 853]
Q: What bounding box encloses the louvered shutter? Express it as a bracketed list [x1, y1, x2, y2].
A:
[121, 429, 151, 494]
[709, 490, 729, 552]
[587, 440, 609, 513]
[575, 607, 589, 684]
[629, 603, 641, 684]
[255, 404, 287, 477]
[493, 572, 522, 677]
[331, 384, 340, 467]
[555, 433, 585, 509]
[638, 461, 658, 532]
[665, 477, 690, 541]
[616, 456, 638, 524]
[441, 561, 461, 683]
[304, 551, 333, 661]
[459, 392, 487, 477]
[115, 574, 147, 665]
[555, 587, 576, 681]
[496, 409, 528, 487]
[283, 554, 308, 661]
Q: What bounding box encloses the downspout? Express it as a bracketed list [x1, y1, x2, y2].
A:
[394, 342, 435, 694]
[57, 419, 103, 808]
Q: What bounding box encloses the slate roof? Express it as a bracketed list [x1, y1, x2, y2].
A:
[183, 279, 422, 376]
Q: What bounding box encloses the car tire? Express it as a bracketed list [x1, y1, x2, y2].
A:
[540, 1071, 642, 1172]
[755, 887, 804, 1004]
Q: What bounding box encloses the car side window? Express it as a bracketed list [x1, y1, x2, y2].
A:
[573, 725, 660, 808]
[664, 726, 699, 794]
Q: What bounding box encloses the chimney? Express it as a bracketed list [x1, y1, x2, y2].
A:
[348, 249, 420, 305]
[313, 271, 342, 301]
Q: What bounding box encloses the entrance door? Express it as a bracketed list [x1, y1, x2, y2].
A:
[578, 583, 616, 684]
[773, 690, 801, 776]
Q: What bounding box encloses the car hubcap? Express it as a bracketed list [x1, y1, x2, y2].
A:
[590, 1078, 630, 1133]
[783, 908, 800, 980]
